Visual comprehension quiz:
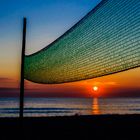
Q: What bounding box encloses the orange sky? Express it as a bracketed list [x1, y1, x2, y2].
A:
[24, 67, 140, 97]
[1, 65, 140, 97]
[1, 59, 140, 88]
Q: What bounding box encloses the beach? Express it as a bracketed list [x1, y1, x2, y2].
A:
[0, 115, 140, 139]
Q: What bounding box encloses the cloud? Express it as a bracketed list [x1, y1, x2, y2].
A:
[104, 82, 117, 85]
[0, 77, 15, 84]
[0, 77, 13, 81]
[86, 80, 118, 86]
[0, 77, 18, 88]
[0, 77, 9, 80]
[0, 88, 19, 97]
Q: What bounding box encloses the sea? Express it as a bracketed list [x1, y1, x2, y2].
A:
[0, 97, 140, 117]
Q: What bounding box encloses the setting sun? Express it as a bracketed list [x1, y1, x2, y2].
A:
[93, 86, 98, 91]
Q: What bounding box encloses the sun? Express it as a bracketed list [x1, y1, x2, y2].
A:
[93, 86, 98, 91]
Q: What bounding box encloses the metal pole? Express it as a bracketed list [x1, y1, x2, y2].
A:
[20, 17, 26, 118]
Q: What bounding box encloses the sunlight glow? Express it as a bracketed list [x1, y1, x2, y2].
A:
[93, 86, 98, 91]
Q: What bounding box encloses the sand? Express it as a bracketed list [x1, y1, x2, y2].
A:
[0, 115, 140, 139]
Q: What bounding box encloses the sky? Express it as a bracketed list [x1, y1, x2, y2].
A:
[0, 0, 140, 98]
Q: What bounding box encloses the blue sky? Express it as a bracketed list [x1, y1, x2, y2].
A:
[0, 0, 101, 54]
[0, 0, 101, 85]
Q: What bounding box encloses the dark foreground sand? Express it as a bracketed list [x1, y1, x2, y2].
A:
[0, 115, 140, 139]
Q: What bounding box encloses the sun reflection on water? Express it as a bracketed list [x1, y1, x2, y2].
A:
[92, 98, 100, 115]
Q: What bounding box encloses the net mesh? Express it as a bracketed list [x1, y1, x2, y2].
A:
[25, 0, 140, 84]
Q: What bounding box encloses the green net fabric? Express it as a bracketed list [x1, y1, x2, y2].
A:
[25, 0, 140, 84]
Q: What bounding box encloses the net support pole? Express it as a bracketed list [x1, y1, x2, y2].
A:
[20, 17, 26, 118]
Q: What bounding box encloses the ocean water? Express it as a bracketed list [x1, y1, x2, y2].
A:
[0, 97, 140, 117]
